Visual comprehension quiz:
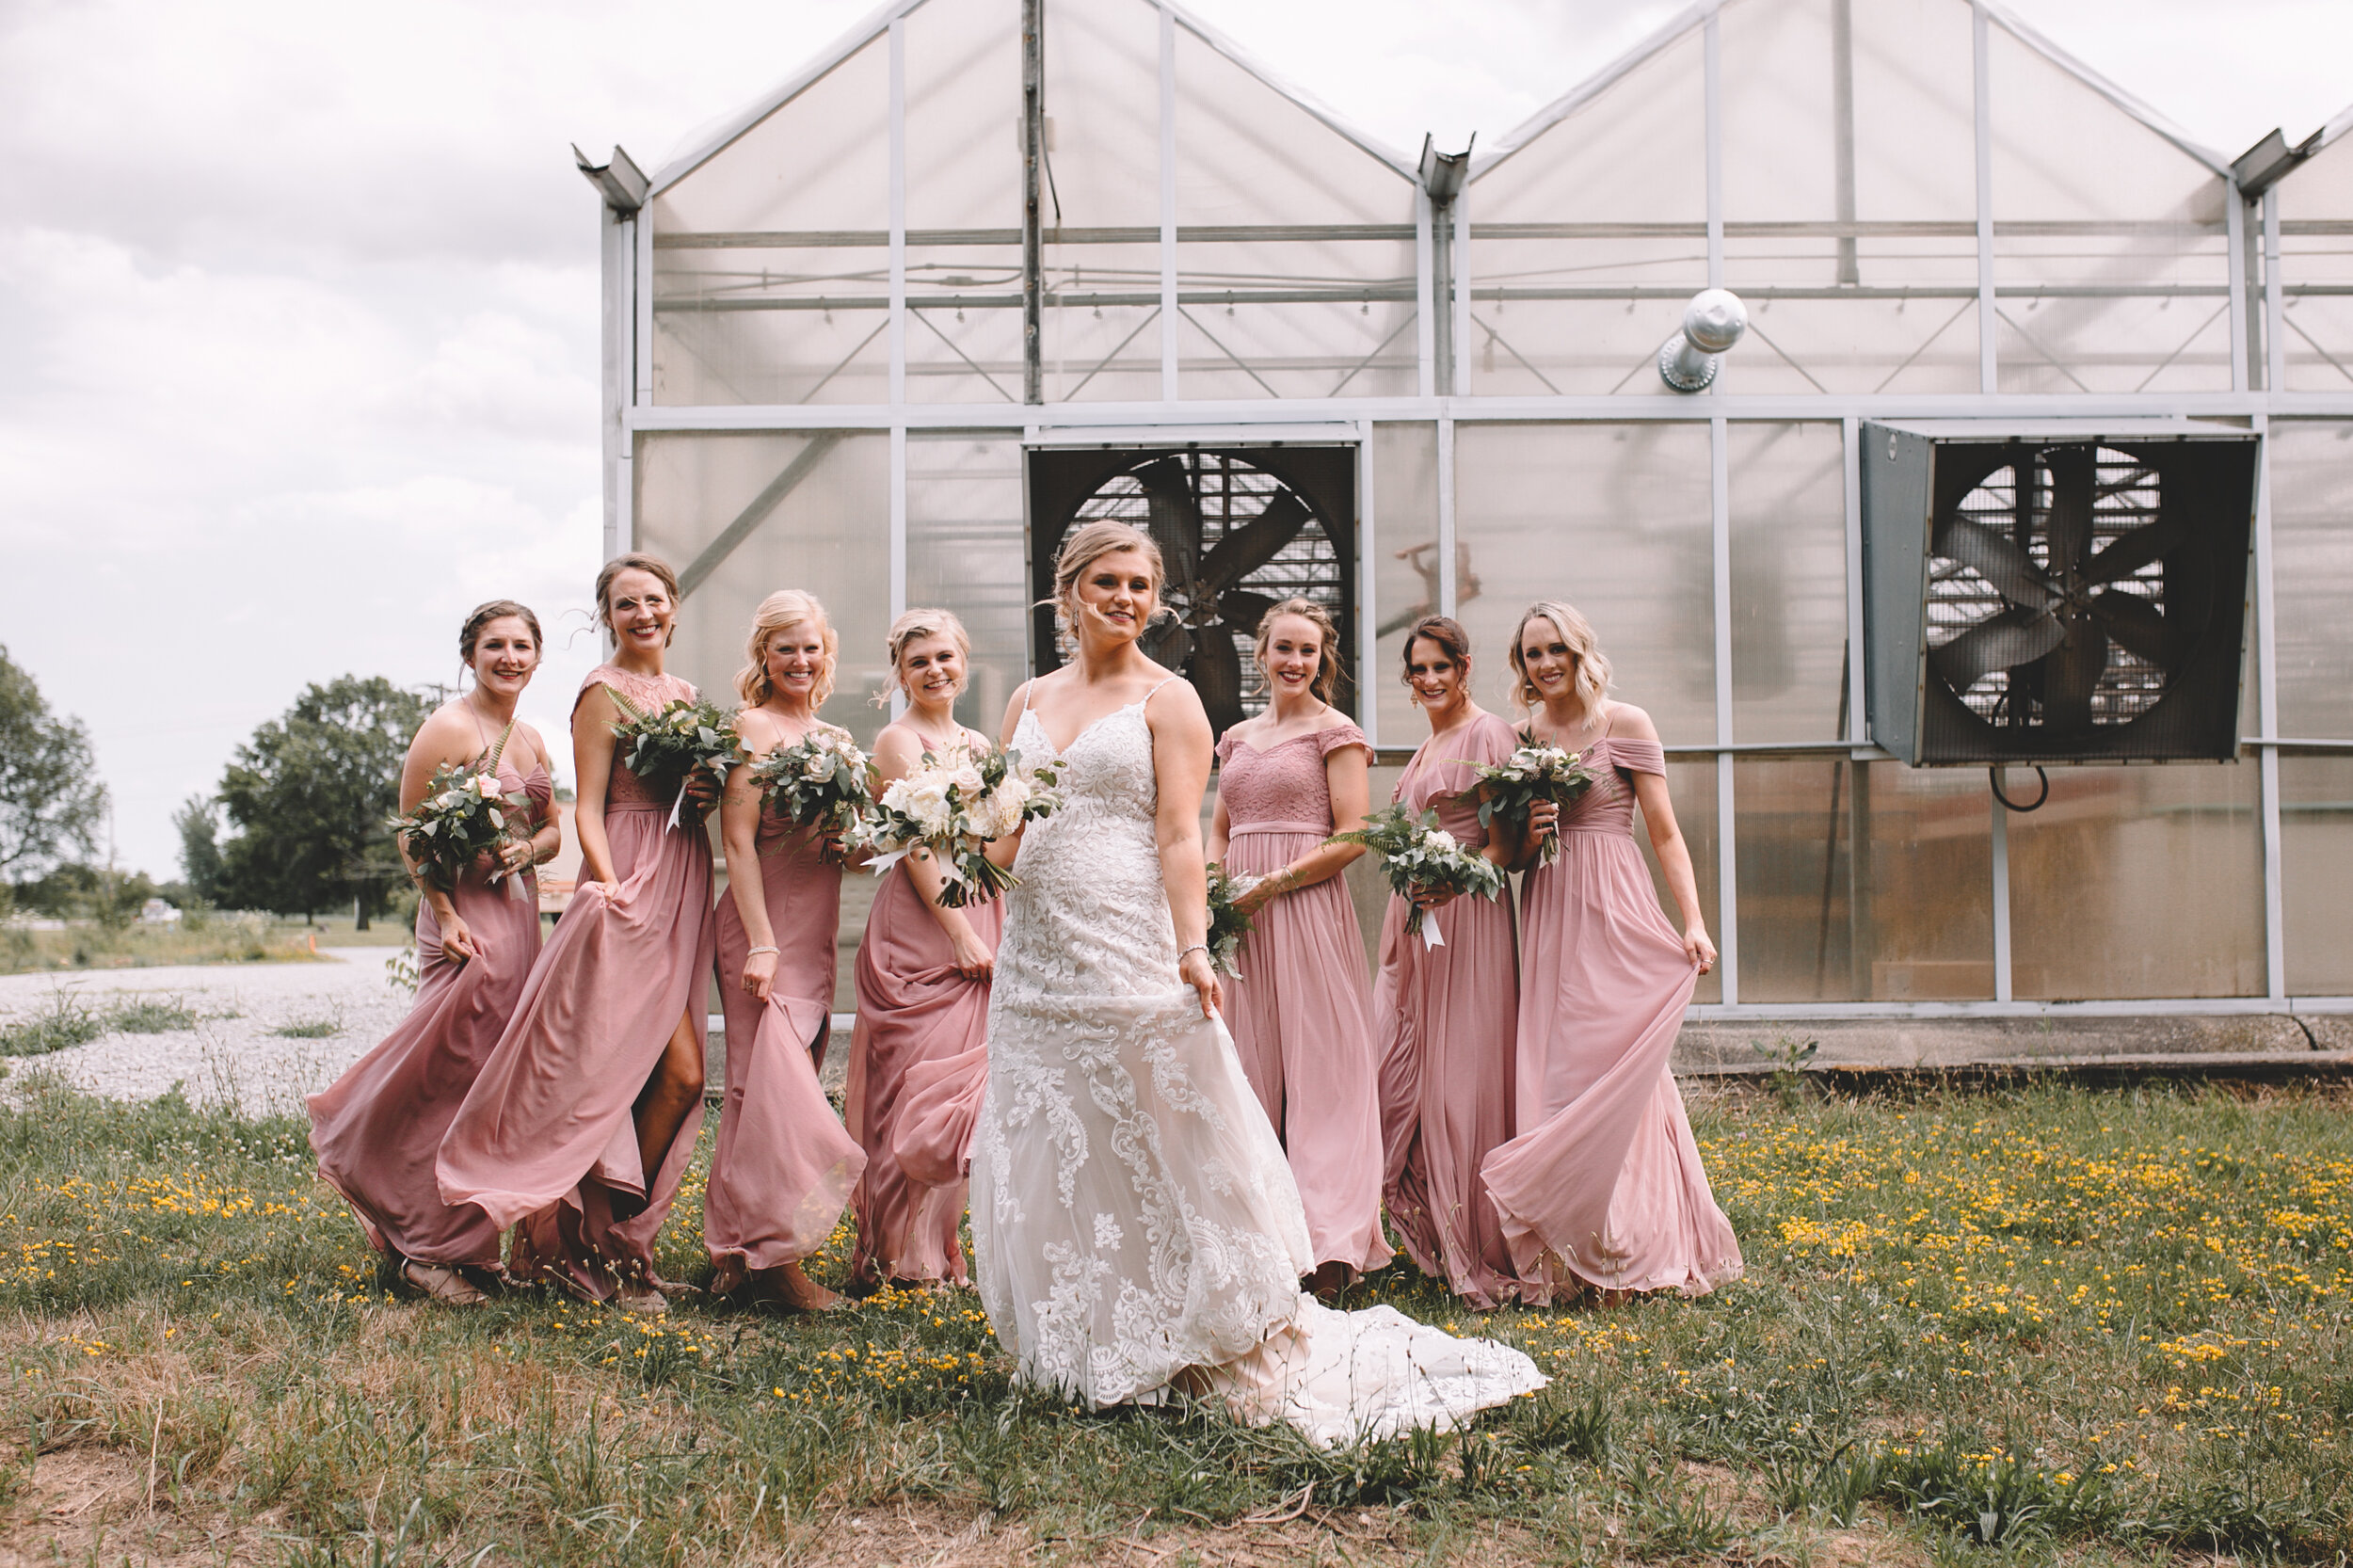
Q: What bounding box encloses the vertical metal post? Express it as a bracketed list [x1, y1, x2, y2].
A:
[2264, 190, 2286, 395]
[1357, 418, 1378, 747]
[1841, 417, 1868, 998]
[888, 18, 907, 408]
[1841, 415, 1865, 743]
[1972, 0, 1997, 393]
[2226, 186, 2249, 392]
[1436, 417, 1457, 616]
[1159, 1, 1177, 402]
[1704, 8, 1723, 290]
[890, 426, 908, 724]
[2252, 411, 2286, 1000]
[1414, 190, 1435, 400]
[634, 213, 655, 408]
[1430, 202, 1455, 400]
[1831, 0, 1858, 286]
[1711, 413, 1737, 1004]
[1021, 0, 1045, 406]
[1991, 778, 2013, 1001]
[600, 208, 632, 563]
[1450, 187, 1471, 397]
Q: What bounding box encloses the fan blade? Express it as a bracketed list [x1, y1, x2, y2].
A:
[2042, 445, 2096, 579]
[2083, 513, 2182, 585]
[1930, 605, 2065, 689]
[1192, 627, 1246, 737]
[1196, 491, 1311, 600]
[2090, 588, 2172, 666]
[1132, 457, 1203, 592]
[1932, 513, 2059, 610]
[1139, 616, 1193, 671]
[1219, 589, 1281, 635]
[2040, 620, 2107, 733]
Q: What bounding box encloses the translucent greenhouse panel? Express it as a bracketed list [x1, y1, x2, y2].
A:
[1041, 0, 1159, 228]
[1466, 24, 1708, 397]
[1370, 423, 1438, 746]
[904, 0, 1022, 232]
[1176, 295, 1417, 401]
[2280, 756, 2353, 995]
[2004, 763, 2264, 1000]
[904, 242, 1025, 404]
[1735, 760, 1993, 1003]
[907, 433, 1029, 731]
[1452, 424, 1715, 742]
[1985, 24, 2232, 394]
[1718, 0, 1982, 393]
[632, 431, 893, 748]
[2266, 421, 2353, 739]
[1641, 760, 1721, 1006]
[2277, 131, 2353, 392]
[1044, 243, 1162, 401]
[1728, 423, 1847, 744]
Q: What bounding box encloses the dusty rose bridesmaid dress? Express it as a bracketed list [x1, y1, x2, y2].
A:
[1373, 710, 1522, 1308]
[1479, 734, 1743, 1300]
[309, 753, 551, 1271]
[438, 664, 718, 1300]
[707, 804, 865, 1277]
[1214, 722, 1391, 1279]
[845, 856, 1002, 1287]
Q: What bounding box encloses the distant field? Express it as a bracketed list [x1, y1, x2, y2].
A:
[0, 912, 414, 975]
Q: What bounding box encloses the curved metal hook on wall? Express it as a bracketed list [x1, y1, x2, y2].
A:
[1990, 764, 2052, 813]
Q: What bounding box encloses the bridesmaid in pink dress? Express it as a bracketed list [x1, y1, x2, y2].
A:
[1374, 616, 1529, 1309]
[1479, 600, 1742, 1302]
[439, 553, 720, 1312]
[1207, 598, 1390, 1295]
[309, 601, 560, 1305]
[709, 590, 866, 1310]
[844, 609, 1003, 1288]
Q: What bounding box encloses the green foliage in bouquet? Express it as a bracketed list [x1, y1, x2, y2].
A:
[859, 743, 1062, 909]
[746, 729, 874, 863]
[1327, 801, 1505, 937]
[1455, 730, 1597, 865]
[604, 687, 743, 821]
[1203, 862, 1257, 977]
[387, 726, 528, 894]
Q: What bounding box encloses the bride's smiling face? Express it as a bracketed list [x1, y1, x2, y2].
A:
[1071, 547, 1159, 646]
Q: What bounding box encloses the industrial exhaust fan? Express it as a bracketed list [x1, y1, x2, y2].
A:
[1861, 422, 2257, 765]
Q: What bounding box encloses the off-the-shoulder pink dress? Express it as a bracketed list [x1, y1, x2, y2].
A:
[707, 799, 865, 1277]
[309, 752, 551, 1270]
[1480, 733, 1743, 1300]
[437, 665, 718, 1300]
[1214, 721, 1391, 1279]
[1374, 710, 1522, 1308]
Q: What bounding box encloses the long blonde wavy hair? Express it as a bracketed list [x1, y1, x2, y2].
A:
[735, 589, 839, 708]
[1506, 600, 1612, 714]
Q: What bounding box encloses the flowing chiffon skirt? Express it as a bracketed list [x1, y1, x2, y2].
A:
[845, 865, 1000, 1285]
[707, 824, 863, 1274]
[439, 802, 716, 1298]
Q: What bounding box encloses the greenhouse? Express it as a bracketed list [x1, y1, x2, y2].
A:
[575, 0, 2353, 1018]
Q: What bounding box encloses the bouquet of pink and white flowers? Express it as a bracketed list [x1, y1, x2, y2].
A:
[1456, 731, 1596, 864]
[605, 686, 744, 827]
[1203, 861, 1257, 977]
[747, 728, 873, 862]
[856, 742, 1063, 907]
[1327, 802, 1505, 948]
[389, 727, 532, 901]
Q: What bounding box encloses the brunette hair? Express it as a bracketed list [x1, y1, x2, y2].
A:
[1253, 597, 1346, 706]
[877, 607, 973, 705]
[1398, 615, 1472, 687]
[593, 552, 681, 647]
[1506, 600, 1612, 714]
[736, 589, 839, 708]
[457, 600, 543, 665]
[1047, 520, 1164, 644]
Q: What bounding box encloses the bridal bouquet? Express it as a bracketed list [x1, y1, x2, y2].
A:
[747, 729, 873, 861]
[605, 687, 744, 827]
[856, 742, 1063, 907]
[389, 727, 532, 902]
[1326, 802, 1505, 948]
[1203, 862, 1258, 977]
[1457, 732, 1597, 864]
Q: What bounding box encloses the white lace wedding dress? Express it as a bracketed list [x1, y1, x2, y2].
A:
[970, 685, 1545, 1446]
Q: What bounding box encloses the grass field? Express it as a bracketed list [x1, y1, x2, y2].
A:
[0, 912, 420, 977]
[0, 1076, 2345, 1564]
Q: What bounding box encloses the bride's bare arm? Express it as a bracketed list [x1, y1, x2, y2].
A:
[1146, 680, 1221, 1018]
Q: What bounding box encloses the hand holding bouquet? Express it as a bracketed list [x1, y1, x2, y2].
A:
[1326, 801, 1506, 948]
[747, 729, 873, 861]
[605, 687, 744, 828]
[390, 729, 532, 903]
[1456, 731, 1596, 864]
[1203, 862, 1258, 977]
[856, 742, 1063, 908]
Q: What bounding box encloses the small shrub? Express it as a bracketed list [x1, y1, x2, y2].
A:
[273, 1016, 342, 1040]
[0, 991, 104, 1057]
[107, 999, 198, 1034]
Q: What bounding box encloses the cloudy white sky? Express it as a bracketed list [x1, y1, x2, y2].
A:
[3, 0, 2346, 880]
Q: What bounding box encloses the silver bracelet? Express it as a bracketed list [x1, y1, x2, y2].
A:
[744, 944, 779, 958]
[1177, 943, 1209, 964]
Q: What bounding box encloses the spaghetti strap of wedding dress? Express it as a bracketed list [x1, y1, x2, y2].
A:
[968, 680, 1545, 1446]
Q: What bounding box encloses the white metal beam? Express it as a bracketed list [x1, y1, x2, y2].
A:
[1415, 191, 1435, 400]
[2252, 411, 2286, 1000]
[888, 17, 906, 408]
[1990, 779, 2013, 1001]
[1159, 2, 1179, 401]
[1711, 414, 1737, 1004]
[1436, 417, 1457, 615]
[1841, 415, 1865, 744]
[1357, 417, 1378, 749]
[2227, 191, 2249, 392]
[1704, 8, 1722, 291]
[1973, 1, 1998, 393]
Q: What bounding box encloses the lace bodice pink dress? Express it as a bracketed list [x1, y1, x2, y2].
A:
[309, 750, 551, 1272]
[1213, 722, 1390, 1279]
[707, 799, 864, 1281]
[1373, 710, 1523, 1308]
[1479, 734, 1743, 1300]
[437, 664, 718, 1300]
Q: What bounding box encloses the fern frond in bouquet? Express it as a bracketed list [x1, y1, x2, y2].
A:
[604, 685, 743, 827]
[747, 728, 873, 861]
[1326, 801, 1505, 947]
[389, 725, 530, 900]
[855, 741, 1063, 908]
[1203, 861, 1257, 977]
[1454, 730, 1597, 864]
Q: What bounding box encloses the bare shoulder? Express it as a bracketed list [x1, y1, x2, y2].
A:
[408, 704, 479, 767]
[1604, 701, 1658, 742]
[516, 722, 555, 773]
[1308, 705, 1359, 734]
[734, 708, 784, 754]
[1142, 665, 1206, 717]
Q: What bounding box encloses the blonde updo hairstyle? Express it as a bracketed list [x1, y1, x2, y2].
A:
[593, 552, 682, 648]
[736, 589, 839, 708]
[877, 607, 973, 705]
[1048, 520, 1165, 648]
[1507, 600, 1612, 714]
[1253, 597, 1346, 706]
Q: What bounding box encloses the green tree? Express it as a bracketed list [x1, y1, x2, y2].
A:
[173, 794, 226, 905]
[0, 645, 108, 882]
[215, 676, 430, 928]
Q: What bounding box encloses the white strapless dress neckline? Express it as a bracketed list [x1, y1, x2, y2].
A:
[969, 698, 1545, 1446]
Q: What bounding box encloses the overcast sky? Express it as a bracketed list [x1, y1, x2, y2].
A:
[3, 0, 2346, 881]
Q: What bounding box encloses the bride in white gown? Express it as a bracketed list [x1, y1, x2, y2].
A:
[970, 520, 1545, 1447]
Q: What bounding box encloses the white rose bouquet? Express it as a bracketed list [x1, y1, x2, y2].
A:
[1203, 861, 1257, 977]
[388, 726, 532, 902]
[605, 686, 744, 828]
[856, 742, 1063, 907]
[1326, 801, 1505, 948]
[746, 728, 873, 862]
[1456, 731, 1597, 865]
